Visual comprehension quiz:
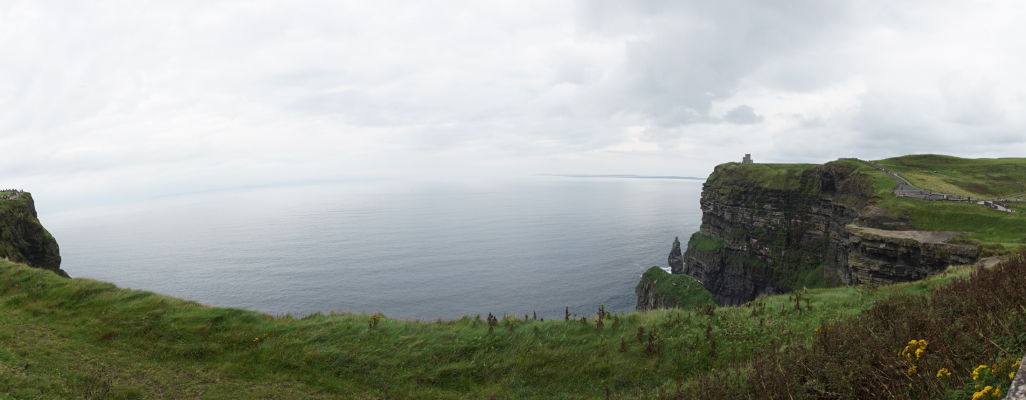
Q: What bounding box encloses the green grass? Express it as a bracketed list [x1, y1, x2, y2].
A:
[696, 253, 1026, 400]
[829, 158, 1026, 253]
[0, 259, 975, 399]
[875, 154, 1026, 200]
[709, 162, 817, 191]
[688, 232, 725, 252]
[639, 267, 716, 309]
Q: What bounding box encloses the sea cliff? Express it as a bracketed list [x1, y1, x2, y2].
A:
[676, 159, 979, 306]
[0, 192, 66, 277]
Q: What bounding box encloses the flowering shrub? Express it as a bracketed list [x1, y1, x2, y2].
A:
[899, 339, 928, 375]
[694, 253, 1026, 400]
[946, 358, 1019, 400]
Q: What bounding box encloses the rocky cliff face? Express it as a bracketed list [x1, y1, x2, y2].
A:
[844, 225, 978, 284]
[677, 160, 979, 306]
[0, 193, 66, 277]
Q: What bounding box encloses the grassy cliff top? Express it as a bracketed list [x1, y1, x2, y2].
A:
[708, 162, 817, 190]
[710, 156, 1026, 253]
[0, 257, 972, 399]
[876, 154, 1026, 200]
[846, 157, 1026, 252]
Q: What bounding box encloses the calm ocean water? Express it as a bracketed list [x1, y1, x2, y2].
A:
[43, 177, 702, 320]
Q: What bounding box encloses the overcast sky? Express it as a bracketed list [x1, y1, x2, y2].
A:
[4, 1, 1026, 212]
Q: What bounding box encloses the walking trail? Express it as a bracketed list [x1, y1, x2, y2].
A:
[865, 161, 1014, 213]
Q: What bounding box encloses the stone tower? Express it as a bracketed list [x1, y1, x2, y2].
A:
[742, 153, 753, 164]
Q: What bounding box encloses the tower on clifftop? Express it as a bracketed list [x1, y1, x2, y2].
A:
[742, 153, 753, 164]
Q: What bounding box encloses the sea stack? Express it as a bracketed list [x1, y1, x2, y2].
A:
[668, 236, 683, 274]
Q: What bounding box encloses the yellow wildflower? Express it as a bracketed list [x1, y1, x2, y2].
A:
[252, 337, 261, 343]
[1011, 371, 1017, 379]
[972, 385, 994, 400]
[993, 387, 1002, 398]
[973, 364, 988, 381]
[898, 339, 928, 360]
[907, 365, 918, 374]
[936, 368, 951, 378]
[1014, 360, 1022, 370]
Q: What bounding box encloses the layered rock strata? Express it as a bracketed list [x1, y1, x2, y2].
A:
[675, 160, 979, 306]
[845, 225, 977, 284]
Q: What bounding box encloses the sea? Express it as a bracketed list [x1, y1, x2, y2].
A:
[42, 177, 703, 320]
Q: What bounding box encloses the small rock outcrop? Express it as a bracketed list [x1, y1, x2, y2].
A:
[635, 272, 673, 311]
[0, 192, 67, 277]
[635, 266, 714, 311]
[668, 237, 683, 274]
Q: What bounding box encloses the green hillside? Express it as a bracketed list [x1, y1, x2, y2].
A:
[701, 252, 1026, 400]
[876, 154, 1026, 200]
[0, 258, 980, 399]
[830, 158, 1026, 252]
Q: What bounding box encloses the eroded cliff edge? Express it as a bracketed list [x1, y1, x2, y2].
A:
[0, 192, 66, 277]
[679, 159, 978, 306]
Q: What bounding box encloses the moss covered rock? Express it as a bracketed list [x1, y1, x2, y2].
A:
[0, 192, 66, 277]
[635, 267, 715, 310]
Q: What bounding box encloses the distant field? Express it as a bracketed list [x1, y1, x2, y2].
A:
[875, 154, 1026, 200]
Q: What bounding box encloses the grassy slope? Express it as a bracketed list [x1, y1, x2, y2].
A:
[875, 154, 1026, 199]
[0, 260, 971, 399]
[698, 253, 1026, 400]
[831, 158, 1026, 252]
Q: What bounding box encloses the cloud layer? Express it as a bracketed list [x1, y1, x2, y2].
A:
[3, 1, 1026, 211]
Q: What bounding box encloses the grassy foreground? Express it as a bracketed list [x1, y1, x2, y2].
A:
[0, 259, 973, 399]
[696, 253, 1026, 400]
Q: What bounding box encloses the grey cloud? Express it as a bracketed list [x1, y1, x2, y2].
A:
[723, 105, 763, 125]
[2, 1, 1026, 211]
[580, 1, 851, 128]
